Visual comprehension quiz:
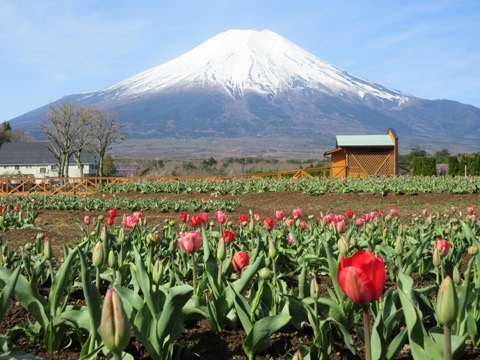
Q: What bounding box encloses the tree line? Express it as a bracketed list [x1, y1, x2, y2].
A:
[39, 101, 125, 177]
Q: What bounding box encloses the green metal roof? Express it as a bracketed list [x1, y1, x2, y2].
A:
[336, 135, 394, 147]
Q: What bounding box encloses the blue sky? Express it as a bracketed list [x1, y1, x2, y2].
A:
[1, 0, 479, 121]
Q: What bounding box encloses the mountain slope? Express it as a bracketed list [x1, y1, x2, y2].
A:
[9, 29, 480, 154]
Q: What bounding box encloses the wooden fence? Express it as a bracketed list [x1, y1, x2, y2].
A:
[0, 167, 330, 195]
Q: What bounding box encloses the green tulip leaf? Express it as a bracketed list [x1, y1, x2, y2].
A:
[243, 314, 291, 360]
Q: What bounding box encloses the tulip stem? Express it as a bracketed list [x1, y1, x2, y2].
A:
[363, 305, 371, 360]
[47, 259, 54, 285]
[96, 267, 101, 290]
[113, 352, 121, 360]
[444, 325, 452, 360]
[191, 253, 197, 294]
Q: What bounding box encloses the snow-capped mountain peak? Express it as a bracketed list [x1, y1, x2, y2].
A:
[99, 29, 409, 105]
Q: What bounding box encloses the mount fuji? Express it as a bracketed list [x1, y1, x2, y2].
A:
[9, 29, 480, 155]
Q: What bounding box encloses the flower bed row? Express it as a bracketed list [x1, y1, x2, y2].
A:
[99, 175, 480, 195]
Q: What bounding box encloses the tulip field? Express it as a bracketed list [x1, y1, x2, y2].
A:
[0, 175, 479, 359]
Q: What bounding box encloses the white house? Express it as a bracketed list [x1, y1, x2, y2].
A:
[0, 142, 96, 178]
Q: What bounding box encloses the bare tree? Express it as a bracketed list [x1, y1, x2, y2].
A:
[90, 110, 125, 177]
[40, 102, 91, 177]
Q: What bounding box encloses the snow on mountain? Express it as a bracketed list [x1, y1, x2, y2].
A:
[96, 29, 409, 106]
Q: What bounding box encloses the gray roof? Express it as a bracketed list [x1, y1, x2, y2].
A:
[0, 142, 95, 165]
[336, 135, 394, 147]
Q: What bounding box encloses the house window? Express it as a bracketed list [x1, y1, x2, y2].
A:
[40, 168, 46, 174]
[51, 165, 58, 170]
[15, 165, 20, 170]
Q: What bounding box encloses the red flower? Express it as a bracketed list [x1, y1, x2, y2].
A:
[105, 216, 115, 226]
[189, 215, 202, 227]
[232, 251, 250, 272]
[238, 214, 249, 225]
[222, 230, 236, 244]
[263, 217, 275, 231]
[14, 205, 20, 212]
[179, 212, 189, 223]
[434, 238, 451, 257]
[199, 212, 209, 223]
[109, 208, 118, 218]
[178, 231, 201, 254]
[345, 209, 353, 218]
[338, 250, 386, 305]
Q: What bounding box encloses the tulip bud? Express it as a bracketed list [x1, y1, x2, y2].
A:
[310, 277, 319, 299]
[152, 258, 163, 284]
[268, 239, 277, 260]
[453, 266, 461, 285]
[36, 232, 45, 241]
[436, 276, 458, 328]
[100, 288, 130, 354]
[24, 242, 32, 251]
[44, 236, 52, 260]
[97, 214, 104, 221]
[395, 236, 403, 256]
[259, 267, 272, 280]
[468, 246, 478, 256]
[292, 349, 303, 360]
[337, 236, 349, 255]
[166, 240, 175, 255]
[217, 238, 226, 261]
[118, 228, 125, 244]
[100, 225, 108, 242]
[92, 241, 104, 268]
[107, 250, 116, 269]
[433, 249, 441, 268]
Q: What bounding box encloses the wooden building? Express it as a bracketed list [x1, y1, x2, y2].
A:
[324, 128, 398, 178]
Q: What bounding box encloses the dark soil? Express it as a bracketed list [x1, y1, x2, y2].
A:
[1, 191, 479, 359]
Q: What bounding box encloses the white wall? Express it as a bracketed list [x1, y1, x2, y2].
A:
[0, 163, 96, 178]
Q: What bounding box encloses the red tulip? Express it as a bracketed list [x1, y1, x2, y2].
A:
[238, 214, 249, 225]
[263, 217, 275, 231]
[178, 231, 201, 253]
[345, 209, 354, 218]
[232, 251, 250, 272]
[106, 216, 115, 226]
[179, 212, 189, 223]
[189, 215, 202, 227]
[434, 238, 451, 257]
[199, 212, 209, 223]
[222, 230, 236, 244]
[338, 250, 386, 305]
[109, 208, 118, 218]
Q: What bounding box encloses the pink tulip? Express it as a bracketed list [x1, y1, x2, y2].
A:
[215, 211, 227, 224]
[285, 218, 294, 227]
[84, 215, 91, 225]
[292, 208, 303, 219]
[275, 210, 285, 220]
[123, 215, 138, 229]
[467, 207, 475, 215]
[356, 218, 365, 226]
[178, 231, 201, 253]
[287, 232, 295, 244]
[434, 238, 451, 257]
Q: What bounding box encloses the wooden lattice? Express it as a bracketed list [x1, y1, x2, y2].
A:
[346, 150, 394, 177]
